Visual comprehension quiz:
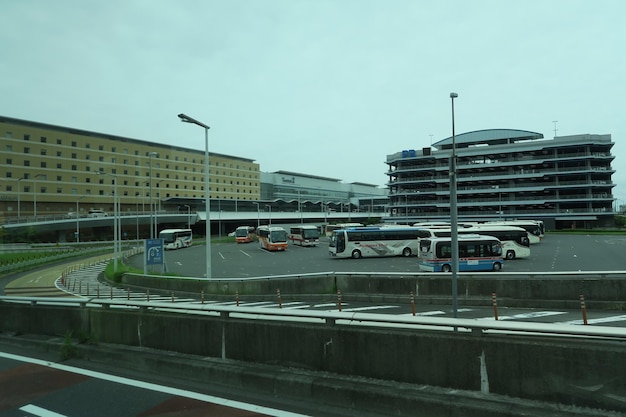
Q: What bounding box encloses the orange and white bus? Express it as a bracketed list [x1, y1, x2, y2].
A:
[234, 226, 256, 243]
[257, 225, 288, 251]
[289, 225, 320, 247]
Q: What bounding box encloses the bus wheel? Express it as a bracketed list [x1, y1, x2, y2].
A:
[351, 250, 362, 259]
[506, 250, 515, 260]
[442, 264, 451, 272]
[493, 262, 503, 271]
[402, 247, 412, 257]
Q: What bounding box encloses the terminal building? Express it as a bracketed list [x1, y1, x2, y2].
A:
[385, 129, 616, 229]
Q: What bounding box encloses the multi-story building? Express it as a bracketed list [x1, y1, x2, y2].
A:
[260, 170, 387, 214]
[0, 115, 261, 221]
[386, 129, 615, 229]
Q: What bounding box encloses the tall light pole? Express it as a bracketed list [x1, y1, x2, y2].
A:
[266, 204, 272, 226]
[449, 92, 459, 320]
[33, 174, 41, 220]
[178, 113, 211, 279]
[148, 152, 159, 239]
[253, 202, 260, 229]
[76, 196, 85, 243]
[17, 177, 24, 221]
[97, 171, 119, 272]
[184, 204, 191, 229]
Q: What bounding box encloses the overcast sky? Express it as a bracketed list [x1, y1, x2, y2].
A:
[2, 1, 625, 202]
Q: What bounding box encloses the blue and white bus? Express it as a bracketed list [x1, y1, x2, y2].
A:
[418, 234, 503, 272]
[329, 226, 422, 258]
[159, 228, 193, 250]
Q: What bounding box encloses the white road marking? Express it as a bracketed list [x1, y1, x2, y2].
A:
[478, 311, 566, 321]
[558, 314, 626, 325]
[1, 352, 310, 417]
[20, 404, 66, 417]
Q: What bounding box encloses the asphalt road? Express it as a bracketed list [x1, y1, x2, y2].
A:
[131, 233, 626, 279]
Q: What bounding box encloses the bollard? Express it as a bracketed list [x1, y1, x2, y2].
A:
[127, 288, 130, 300]
[337, 289, 342, 312]
[147, 289, 150, 302]
[171, 291, 175, 303]
[580, 294, 588, 325]
[236, 290, 239, 306]
[78, 281, 82, 294]
[410, 291, 416, 316]
[492, 292, 499, 321]
[86, 284, 89, 296]
[201, 289, 205, 304]
[110, 286, 113, 299]
[277, 288, 282, 308]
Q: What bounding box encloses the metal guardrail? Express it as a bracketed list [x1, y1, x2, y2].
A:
[1, 295, 625, 340]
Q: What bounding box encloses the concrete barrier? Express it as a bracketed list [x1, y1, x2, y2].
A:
[1, 301, 624, 413]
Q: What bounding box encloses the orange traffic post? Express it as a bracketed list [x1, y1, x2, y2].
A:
[201, 289, 205, 304]
[580, 294, 588, 325]
[277, 289, 282, 308]
[171, 291, 175, 303]
[492, 292, 499, 321]
[410, 291, 416, 316]
[236, 290, 240, 307]
[337, 289, 342, 312]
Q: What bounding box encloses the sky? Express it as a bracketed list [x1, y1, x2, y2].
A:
[1, 0, 625, 202]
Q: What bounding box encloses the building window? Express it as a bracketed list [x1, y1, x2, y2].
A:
[40, 162, 46, 168]
[5, 144, 12, 151]
[72, 153, 77, 159]
[40, 136, 47, 143]
[24, 147, 30, 154]
[56, 151, 62, 157]
[56, 188, 62, 194]
[24, 160, 30, 167]
[6, 158, 11, 165]
[71, 165, 77, 171]
[56, 139, 62, 145]
[57, 163, 62, 169]
[40, 149, 47, 155]
[24, 134, 30, 140]
[71, 141, 77, 147]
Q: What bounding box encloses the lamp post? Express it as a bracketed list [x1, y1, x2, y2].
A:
[17, 177, 24, 221]
[97, 171, 119, 272]
[75, 196, 85, 243]
[449, 92, 459, 320]
[184, 204, 191, 229]
[33, 174, 41, 220]
[253, 202, 260, 229]
[178, 113, 211, 280]
[147, 152, 159, 239]
[266, 204, 272, 226]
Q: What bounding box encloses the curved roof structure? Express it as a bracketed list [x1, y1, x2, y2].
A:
[433, 129, 544, 150]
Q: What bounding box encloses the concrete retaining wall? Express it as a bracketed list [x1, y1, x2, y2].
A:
[121, 272, 626, 307]
[1, 302, 624, 412]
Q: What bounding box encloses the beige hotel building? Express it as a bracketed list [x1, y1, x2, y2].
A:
[0, 115, 260, 221]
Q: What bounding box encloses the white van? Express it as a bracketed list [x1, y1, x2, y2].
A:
[88, 209, 108, 218]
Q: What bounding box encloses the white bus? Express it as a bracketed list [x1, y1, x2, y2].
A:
[159, 228, 193, 250]
[418, 234, 504, 272]
[289, 225, 320, 247]
[329, 226, 422, 259]
[417, 224, 530, 260]
[257, 225, 288, 251]
[324, 223, 364, 237]
[234, 225, 256, 243]
[484, 220, 544, 244]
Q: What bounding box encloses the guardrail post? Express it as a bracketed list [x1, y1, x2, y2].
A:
[337, 289, 342, 312]
[171, 291, 175, 303]
[201, 289, 205, 304]
[277, 288, 282, 308]
[410, 291, 416, 316]
[147, 289, 150, 302]
[127, 288, 130, 300]
[236, 290, 239, 306]
[580, 294, 588, 325]
[492, 292, 499, 321]
[78, 281, 82, 294]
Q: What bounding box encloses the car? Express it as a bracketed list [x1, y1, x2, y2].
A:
[87, 209, 108, 218]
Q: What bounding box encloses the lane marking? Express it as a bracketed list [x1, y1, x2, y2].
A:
[239, 250, 252, 257]
[478, 311, 566, 321]
[20, 404, 67, 417]
[340, 305, 400, 312]
[1, 352, 310, 417]
[558, 314, 626, 325]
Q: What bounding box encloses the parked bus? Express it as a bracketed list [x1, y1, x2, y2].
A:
[418, 224, 530, 260]
[329, 226, 422, 259]
[324, 222, 364, 237]
[484, 220, 544, 244]
[234, 225, 256, 243]
[289, 225, 320, 247]
[159, 228, 193, 250]
[257, 225, 288, 251]
[418, 234, 504, 272]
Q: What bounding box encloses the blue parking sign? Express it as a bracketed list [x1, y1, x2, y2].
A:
[145, 239, 163, 266]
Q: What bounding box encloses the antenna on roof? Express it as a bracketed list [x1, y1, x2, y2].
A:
[552, 120, 558, 138]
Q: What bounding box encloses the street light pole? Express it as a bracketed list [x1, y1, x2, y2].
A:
[97, 171, 119, 272]
[76, 196, 85, 243]
[178, 113, 211, 279]
[184, 204, 191, 229]
[449, 92, 459, 320]
[17, 177, 23, 221]
[266, 204, 272, 226]
[148, 152, 158, 239]
[33, 174, 41, 220]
